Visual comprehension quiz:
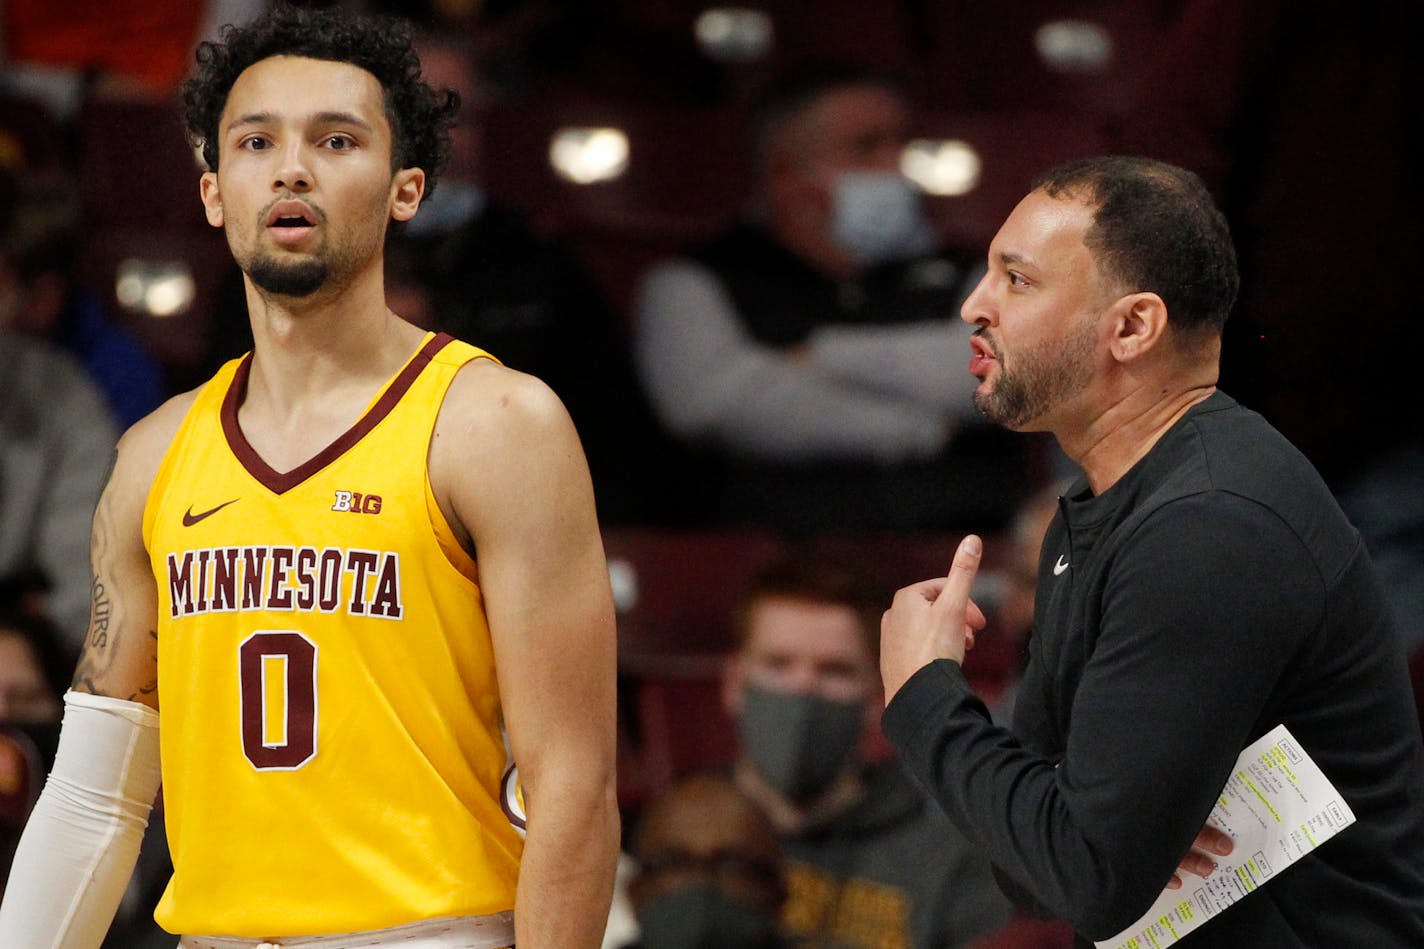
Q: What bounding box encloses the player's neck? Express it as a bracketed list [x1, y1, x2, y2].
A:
[234, 302, 429, 474]
[243, 268, 422, 385]
[241, 271, 428, 414]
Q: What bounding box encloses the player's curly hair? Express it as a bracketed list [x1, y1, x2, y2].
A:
[181, 3, 459, 199]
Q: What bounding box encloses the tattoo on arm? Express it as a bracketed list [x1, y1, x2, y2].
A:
[136, 629, 159, 699]
[73, 480, 118, 694]
[70, 466, 159, 703]
[72, 575, 112, 693]
[72, 620, 158, 702]
[90, 577, 111, 649]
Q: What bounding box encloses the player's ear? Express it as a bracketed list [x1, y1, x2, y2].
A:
[199, 172, 224, 228]
[389, 167, 425, 223]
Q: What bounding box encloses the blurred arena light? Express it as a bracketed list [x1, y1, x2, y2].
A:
[607, 558, 639, 614]
[901, 139, 982, 196]
[694, 8, 775, 62]
[1035, 19, 1113, 72]
[115, 258, 196, 318]
[549, 126, 630, 184]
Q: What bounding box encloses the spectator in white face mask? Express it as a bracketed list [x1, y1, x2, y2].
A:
[631, 62, 1042, 533]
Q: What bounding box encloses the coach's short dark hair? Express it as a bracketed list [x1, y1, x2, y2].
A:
[1034, 155, 1239, 334]
[181, 3, 459, 198]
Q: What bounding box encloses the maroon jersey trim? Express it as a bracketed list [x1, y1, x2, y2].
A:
[221, 333, 455, 495]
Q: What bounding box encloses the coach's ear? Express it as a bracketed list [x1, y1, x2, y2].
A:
[1108, 290, 1168, 364]
[200, 172, 224, 228]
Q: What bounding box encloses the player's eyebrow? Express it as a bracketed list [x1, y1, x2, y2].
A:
[226, 111, 275, 133]
[311, 111, 375, 132]
[225, 111, 375, 134]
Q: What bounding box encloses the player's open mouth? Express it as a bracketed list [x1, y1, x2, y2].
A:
[265, 201, 317, 226]
[264, 201, 320, 241]
[264, 201, 318, 246]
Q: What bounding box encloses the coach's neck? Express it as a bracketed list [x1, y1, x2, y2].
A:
[1061, 320, 1221, 496]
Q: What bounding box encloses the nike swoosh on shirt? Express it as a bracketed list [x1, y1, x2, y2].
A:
[1053, 555, 1070, 576]
[182, 499, 240, 527]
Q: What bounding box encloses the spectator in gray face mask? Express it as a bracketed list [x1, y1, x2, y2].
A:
[719, 548, 1013, 949]
[631, 62, 1039, 534]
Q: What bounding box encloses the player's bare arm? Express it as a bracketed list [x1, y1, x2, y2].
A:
[71, 391, 199, 708]
[432, 359, 620, 949]
[0, 390, 196, 945]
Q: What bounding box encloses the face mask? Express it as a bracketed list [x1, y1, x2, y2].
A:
[738, 684, 864, 800]
[829, 169, 935, 267]
[634, 883, 779, 949]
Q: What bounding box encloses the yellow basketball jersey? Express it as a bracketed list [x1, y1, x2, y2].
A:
[144, 333, 524, 938]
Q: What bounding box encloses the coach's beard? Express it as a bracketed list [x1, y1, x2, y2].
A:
[248, 254, 329, 297]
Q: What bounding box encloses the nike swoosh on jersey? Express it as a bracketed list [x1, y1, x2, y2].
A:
[182, 498, 240, 527]
[1053, 555, 1070, 576]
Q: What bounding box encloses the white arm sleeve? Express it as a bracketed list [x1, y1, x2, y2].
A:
[0, 691, 162, 949]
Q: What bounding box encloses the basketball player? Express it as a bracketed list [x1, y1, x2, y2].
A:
[0, 6, 619, 947]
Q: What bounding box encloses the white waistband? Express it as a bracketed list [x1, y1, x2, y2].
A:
[178, 911, 515, 949]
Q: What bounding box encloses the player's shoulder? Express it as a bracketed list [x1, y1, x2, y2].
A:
[111, 383, 209, 491]
[439, 357, 573, 443]
[430, 359, 582, 515]
[120, 387, 198, 452]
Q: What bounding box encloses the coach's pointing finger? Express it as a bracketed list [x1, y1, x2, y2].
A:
[880, 535, 984, 704]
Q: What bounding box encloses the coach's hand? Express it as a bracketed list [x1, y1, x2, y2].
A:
[880, 534, 987, 704]
[1167, 824, 1234, 889]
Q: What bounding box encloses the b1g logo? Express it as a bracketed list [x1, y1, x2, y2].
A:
[332, 491, 382, 515]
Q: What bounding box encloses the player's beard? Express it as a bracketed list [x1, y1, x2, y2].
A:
[973, 318, 1096, 430]
[247, 253, 329, 297]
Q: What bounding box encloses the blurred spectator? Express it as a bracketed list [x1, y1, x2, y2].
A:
[623, 773, 789, 949]
[1, 165, 166, 428]
[0, 588, 67, 895]
[363, 0, 724, 104]
[0, 324, 118, 652]
[721, 548, 1013, 949]
[398, 29, 676, 523]
[633, 62, 1037, 533]
[0, 581, 173, 946]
